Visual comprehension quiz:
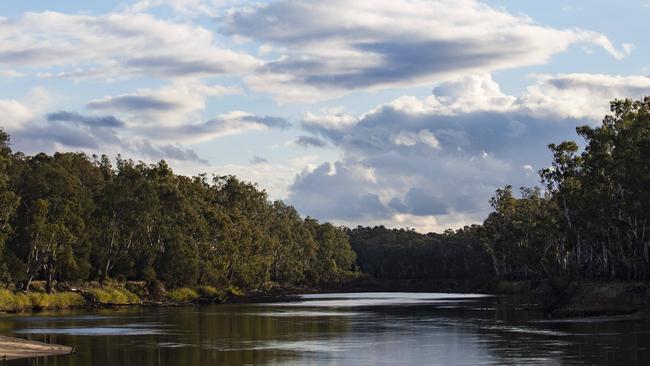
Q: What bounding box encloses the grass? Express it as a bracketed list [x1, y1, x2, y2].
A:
[167, 287, 199, 302]
[197, 285, 220, 299]
[85, 287, 141, 305]
[0, 282, 229, 312]
[29, 292, 85, 310]
[0, 289, 85, 313]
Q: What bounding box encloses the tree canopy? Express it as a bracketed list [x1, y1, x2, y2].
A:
[0, 134, 356, 293]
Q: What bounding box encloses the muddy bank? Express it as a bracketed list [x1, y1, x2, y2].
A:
[0, 335, 72, 360]
[547, 281, 650, 317]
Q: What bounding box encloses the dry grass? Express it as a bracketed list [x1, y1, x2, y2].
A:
[0, 289, 85, 312]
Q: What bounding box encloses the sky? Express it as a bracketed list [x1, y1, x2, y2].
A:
[1, 0, 650, 233]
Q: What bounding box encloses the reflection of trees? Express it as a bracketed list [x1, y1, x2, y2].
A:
[476, 305, 650, 366]
[10, 305, 352, 366]
[8, 304, 650, 366]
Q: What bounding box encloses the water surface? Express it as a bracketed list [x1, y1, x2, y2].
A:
[3, 292, 649, 365]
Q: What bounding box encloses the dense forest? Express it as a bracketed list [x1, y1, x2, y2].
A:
[0, 97, 647, 297]
[0, 129, 356, 294]
[351, 97, 650, 291]
[483, 97, 650, 284]
[347, 225, 493, 288]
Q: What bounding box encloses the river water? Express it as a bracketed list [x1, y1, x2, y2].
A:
[2, 292, 649, 365]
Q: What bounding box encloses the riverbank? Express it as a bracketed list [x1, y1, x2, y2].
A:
[2, 279, 649, 318]
[326, 278, 650, 318]
[493, 280, 650, 317]
[547, 281, 650, 317]
[0, 282, 308, 313]
[0, 335, 72, 360]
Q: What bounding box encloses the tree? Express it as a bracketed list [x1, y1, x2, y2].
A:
[0, 129, 19, 283]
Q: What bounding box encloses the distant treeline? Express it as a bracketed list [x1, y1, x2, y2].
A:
[0, 130, 356, 293]
[350, 97, 650, 289]
[347, 225, 493, 287]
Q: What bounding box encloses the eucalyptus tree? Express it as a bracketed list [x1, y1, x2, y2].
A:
[0, 130, 18, 283]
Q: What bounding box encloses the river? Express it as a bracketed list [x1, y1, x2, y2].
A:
[2, 292, 649, 365]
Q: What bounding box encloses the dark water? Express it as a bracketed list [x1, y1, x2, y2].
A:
[3, 292, 650, 365]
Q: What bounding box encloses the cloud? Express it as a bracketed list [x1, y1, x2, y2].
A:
[86, 82, 241, 128]
[0, 69, 23, 78]
[301, 112, 359, 141]
[0, 87, 51, 130]
[125, 0, 227, 17]
[287, 73, 650, 232]
[295, 135, 328, 148]
[391, 129, 440, 149]
[138, 111, 290, 143]
[290, 162, 390, 220]
[135, 140, 208, 163]
[0, 99, 34, 130]
[47, 111, 125, 128]
[12, 124, 102, 150]
[250, 155, 268, 164]
[12, 110, 210, 165]
[87, 96, 179, 113]
[0, 11, 259, 80]
[223, 0, 632, 102]
[521, 73, 650, 119]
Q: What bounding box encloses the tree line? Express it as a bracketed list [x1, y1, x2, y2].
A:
[350, 97, 650, 289]
[1, 97, 646, 295]
[347, 225, 493, 287]
[483, 97, 650, 285]
[0, 129, 356, 293]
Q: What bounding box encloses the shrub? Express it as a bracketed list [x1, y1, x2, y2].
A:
[0, 289, 84, 312]
[0, 289, 30, 312]
[167, 287, 199, 302]
[86, 287, 140, 305]
[197, 286, 219, 299]
[225, 285, 244, 297]
[29, 292, 84, 310]
[125, 281, 148, 299]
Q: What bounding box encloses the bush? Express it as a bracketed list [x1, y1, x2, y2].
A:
[167, 287, 199, 302]
[197, 286, 219, 299]
[86, 287, 140, 305]
[0, 290, 31, 312]
[225, 285, 244, 297]
[28, 281, 46, 293]
[125, 281, 148, 299]
[29, 292, 85, 310]
[0, 289, 84, 312]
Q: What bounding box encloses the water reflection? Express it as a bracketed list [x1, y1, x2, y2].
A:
[1, 292, 649, 365]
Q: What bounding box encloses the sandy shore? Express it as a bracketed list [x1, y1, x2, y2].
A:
[0, 335, 72, 360]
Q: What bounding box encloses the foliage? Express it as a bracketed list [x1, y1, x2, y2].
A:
[29, 292, 85, 309]
[197, 285, 219, 299]
[347, 98, 650, 290]
[482, 97, 650, 285]
[0, 289, 84, 312]
[86, 287, 140, 305]
[167, 287, 199, 302]
[0, 128, 358, 295]
[2, 97, 645, 297]
[348, 225, 493, 284]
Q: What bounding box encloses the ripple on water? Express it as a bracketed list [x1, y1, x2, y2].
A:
[250, 311, 363, 317]
[14, 315, 118, 322]
[14, 324, 167, 336]
[265, 292, 491, 308]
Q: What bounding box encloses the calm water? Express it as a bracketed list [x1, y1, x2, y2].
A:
[3, 292, 650, 365]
